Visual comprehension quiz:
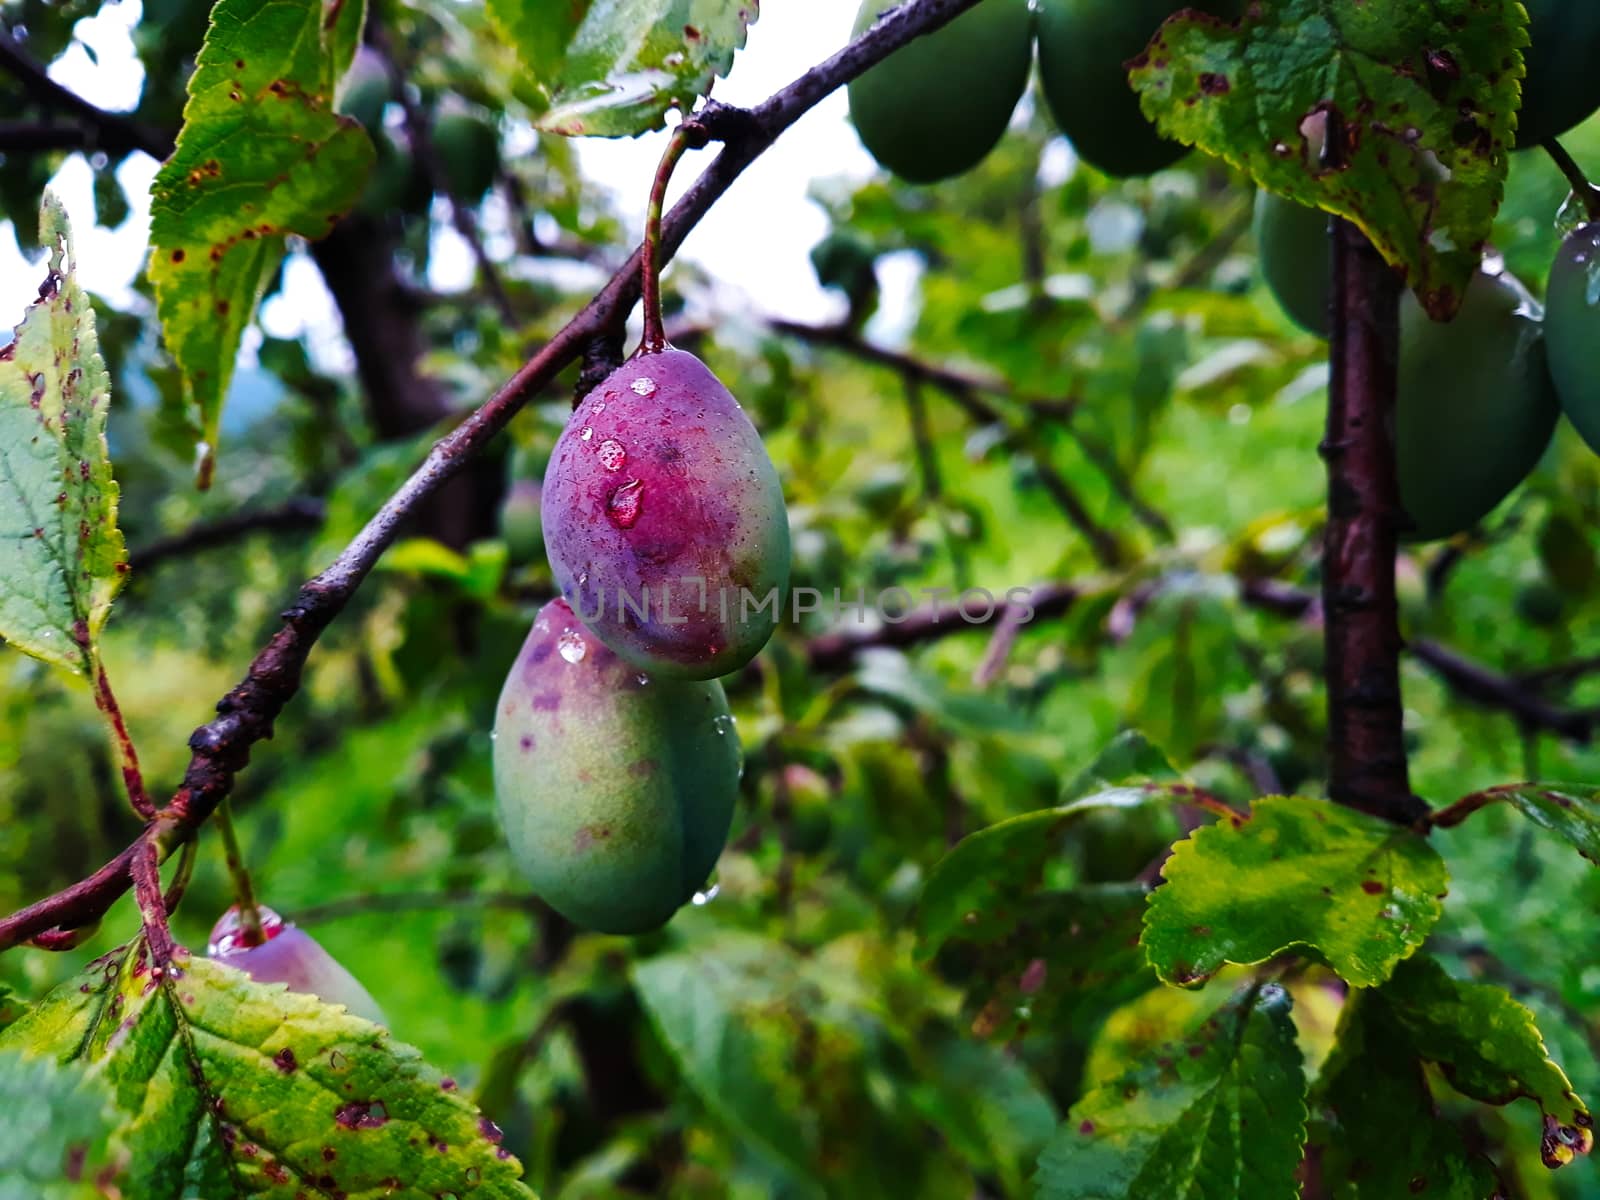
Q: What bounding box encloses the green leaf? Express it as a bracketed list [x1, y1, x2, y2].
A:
[0, 194, 127, 677]
[1061, 730, 1181, 802]
[1380, 956, 1593, 1168]
[148, 0, 373, 486]
[1443, 783, 1600, 865]
[633, 932, 951, 1199]
[0, 1047, 124, 1199]
[1313, 980, 1506, 1198]
[488, 0, 759, 137]
[1143, 795, 1447, 988]
[0, 944, 534, 1199]
[1034, 983, 1307, 1200]
[1129, 0, 1525, 318]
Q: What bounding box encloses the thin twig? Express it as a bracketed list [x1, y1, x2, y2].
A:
[291, 890, 540, 925]
[213, 801, 264, 944]
[1542, 137, 1600, 224]
[1410, 640, 1598, 742]
[92, 663, 154, 820]
[0, 33, 173, 159]
[0, 0, 993, 953]
[128, 499, 326, 574]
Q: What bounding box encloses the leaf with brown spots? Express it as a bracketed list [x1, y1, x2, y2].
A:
[148, 0, 374, 487]
[486, 0, 759, 136]
[1143, 796, 1448, 988]
[1129, 0, 1527, 319]
[0, 943, 534, 1199]
[0, 194, 126, 678]
[1035, 982, 1307, 1200]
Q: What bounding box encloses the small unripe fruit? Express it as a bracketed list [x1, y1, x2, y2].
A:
[337, 47, 392, 133]
[433, 102, 500, 201]
[1396, 270, 1560, 541]
[501, 479, 543, 565]
[1516, 0, 1600, 148]
[1035, 0, 1241, 178]
[1254, 190, 1330, 336]
[208, 905, 384, 1024]
[847, 0, 1033, 184]
[542, 347, 790, 679]
[1542, 222, 1600, 455]
[493, 599, 741, 934]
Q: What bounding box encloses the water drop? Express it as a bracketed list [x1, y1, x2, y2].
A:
[592, 401, 606, 414]
[691, 883, 720, 906]
[630, 376, 657, 397]
[597, 438, 627, 471]
[1557, 192, 1590, 238]
[558, 629, 587, 664]
[607, 478, 644, 528]
[711, 713, 736, 737]
[577, 571, 589, 586]
[579, 426, 594, 442]
[636, 673, 650, 686]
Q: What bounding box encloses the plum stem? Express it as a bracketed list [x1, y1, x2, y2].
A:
[214, 801, 265, 946]
[130, 840, 177, 968]
[641, 119, 711, 354]
[1542, 138, 1600, 224]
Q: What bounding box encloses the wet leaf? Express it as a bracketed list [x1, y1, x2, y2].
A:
[148, 0, 373, 487]
[1313, 979, 1507, 1198]
[1034, 983, 1306, 1200]
[1061, 729, 1182, 802]
[0, 943, 533, 1199]
[1378, 956, 1592, 1169]
[0, 1047, 123, 1199]
[487, 0, 759, 137]
[1143, 795, 1447, 987]
[1444, 783, 1600, 865]
[0, 194, 126, 677]
[1130, 0, 1526, 319]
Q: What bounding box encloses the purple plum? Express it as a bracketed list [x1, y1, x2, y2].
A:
[541, 346, 790, 679]
[493, 597, 741, 934]
[208, 904, 385, 1025]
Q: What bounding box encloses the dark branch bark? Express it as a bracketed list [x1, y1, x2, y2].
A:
[1410, 640, 1598, 742]
[0, 0, 993, 953]
[1320, 218, 1424, 825]
[0, 33, 173, 160]
[129, 499, 327, 574]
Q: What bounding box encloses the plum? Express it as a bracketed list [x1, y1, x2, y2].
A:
[1396, 269, 1559, 541]
[1254, 190, 1331, 337]
[1542, 222, 1600, 455]
[207, 905, 385, 1025]
[493, 598, 741, 934]
[541, 346, 790, 679]
[1036, 0, 1242, 178]
[846, 0, 1033, 184]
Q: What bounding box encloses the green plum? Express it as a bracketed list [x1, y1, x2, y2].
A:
[1516, 0, 1600, 148]
[1254, 190, 1330, 336]
[1542, 222, 1600, 454]
[493, 598, 741, 934]
[1396, 269, 1560, 541]
[433, 102, 501, 201]
[1035, 0, 1241, 178]
[847, 0, 1033, 184]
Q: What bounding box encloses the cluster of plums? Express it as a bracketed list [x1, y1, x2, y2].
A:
[1256, 191, 1600, 540]
[848, 0, 1600, 184]
[492, 346, 791, 934]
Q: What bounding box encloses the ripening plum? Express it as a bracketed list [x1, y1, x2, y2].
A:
[1516, 0, 1600, 148]
[541, 346, 790, 679]
[846, 0, 1033, 184]
[1541, 222, 1600, 454]
[1254, 190, 1331, 336]
[207, 904, 385, 1024]
[1036, 0, 1241, 178]
[1396, 269, 1560, 541]
[493, 598, 741, 934]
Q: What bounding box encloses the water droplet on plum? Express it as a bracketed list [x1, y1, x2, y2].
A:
[558, 628, 587, 664]
[607, 478, 644, 528]
[691, 883, 720, 906]
[630, 376, 657, 396]
[579, 426, 594, 441]
[597, 438, 627, 471]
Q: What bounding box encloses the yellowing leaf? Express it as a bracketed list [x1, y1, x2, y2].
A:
[0, 194, 126, 676]
[148, 0, 373, 486]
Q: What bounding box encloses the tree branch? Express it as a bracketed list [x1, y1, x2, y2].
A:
[1320, 215, 1424, 824]
[128, 499, 327, 574]
[0, 33, 173, 160]
[1410, 640, 1599, 742]
[0, 0, 992, 953]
